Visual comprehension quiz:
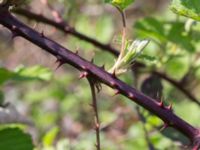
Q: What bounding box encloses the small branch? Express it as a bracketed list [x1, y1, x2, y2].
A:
[13, 8, 119, 56]
[1, 9, 200, 145]
[88, 78, 101, 150]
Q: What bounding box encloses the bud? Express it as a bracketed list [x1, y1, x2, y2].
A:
[109, 39, 149, 75]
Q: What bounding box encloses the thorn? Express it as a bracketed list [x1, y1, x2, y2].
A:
[160, 123, 168, 131]
[90, 58, 94, 63]
[12, 25, 17, 30]
[55, 60, 65, 70]
[40, 31, 45, 37]
[101, 64, 105, 70]
[112, 70, 117, 78]
[11, 32, 18, 39]
[158, 100, 164, 108]
[95, 123, 100, 129]
[192, 145, 199, 150]
[166, 103, 173, 111]
[79, 71, 88, 79]
[128, 92, 134, 99]
[113, 90, 120, 96]
[54, 56, 65, 70]
[95, 83, 102, 93]
[81, 65, 87, 70]
[75, 50, 79, 55]
[110, 81, 116, 87]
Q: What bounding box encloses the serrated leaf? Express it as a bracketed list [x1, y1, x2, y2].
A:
[171, 0, 200, 21]
[105, 0, 134, 10]
[0, 128, 34, 150]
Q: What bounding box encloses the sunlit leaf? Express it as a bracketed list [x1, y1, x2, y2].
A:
[104, 0, 134, 10]
[15, 65, 52, 81]
[0, 66, 52, 85]
[0, 68, 14, 85]
[134, 17, 195, 52]
[171, 0, 200, 21]
[43, 127, 59, 147]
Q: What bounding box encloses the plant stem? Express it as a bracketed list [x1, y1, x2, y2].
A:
[88, 78, 101, 150]
[109, 7, 127, 73]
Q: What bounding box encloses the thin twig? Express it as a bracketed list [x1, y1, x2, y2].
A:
[110, 7, 127, 73]
[116, 6, 126, 60]
[88, 78, 101, 150]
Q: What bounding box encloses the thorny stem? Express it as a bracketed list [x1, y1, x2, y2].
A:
[13, 8, 200, 106]
[88, 78, 101, 150]
[0, 9, 200, 147]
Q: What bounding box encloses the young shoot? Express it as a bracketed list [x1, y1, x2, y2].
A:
[109, 39, 149, 75]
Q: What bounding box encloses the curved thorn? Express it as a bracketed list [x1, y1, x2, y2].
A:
[91, 58, 94, 63]
[110, 81, 116, 87]
[166, 103, 173, 111]
[101, 64, 105, 70]
[55, 61, 65, 70]
[112, 70, 117, 78]
[128, 92, 134, 99]
[79, 71, 88, 79]
[113, 90, 120, 96]
[40, 31, 45, 37]
[11, 25, 17, 30]
[160, 123, 168, 131]
[75, 50, 79, 55]
[158, 100, 164, 108]
[11, 32, 18, 39]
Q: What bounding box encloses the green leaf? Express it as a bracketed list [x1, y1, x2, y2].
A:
[134, 17, 167, 43]
[167, 22, 195, 52]
[134, 17, 195, 52]
[171, 0, 200, 21]
[15, 65, 52, 81]
[165, 56, 189, 79]
[0, 68, 14, 85]
[0, 128, 34, 150]
[0, 66, 52, 85]
[43, 127, 59, 147]
[104, 0, 134, 10]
